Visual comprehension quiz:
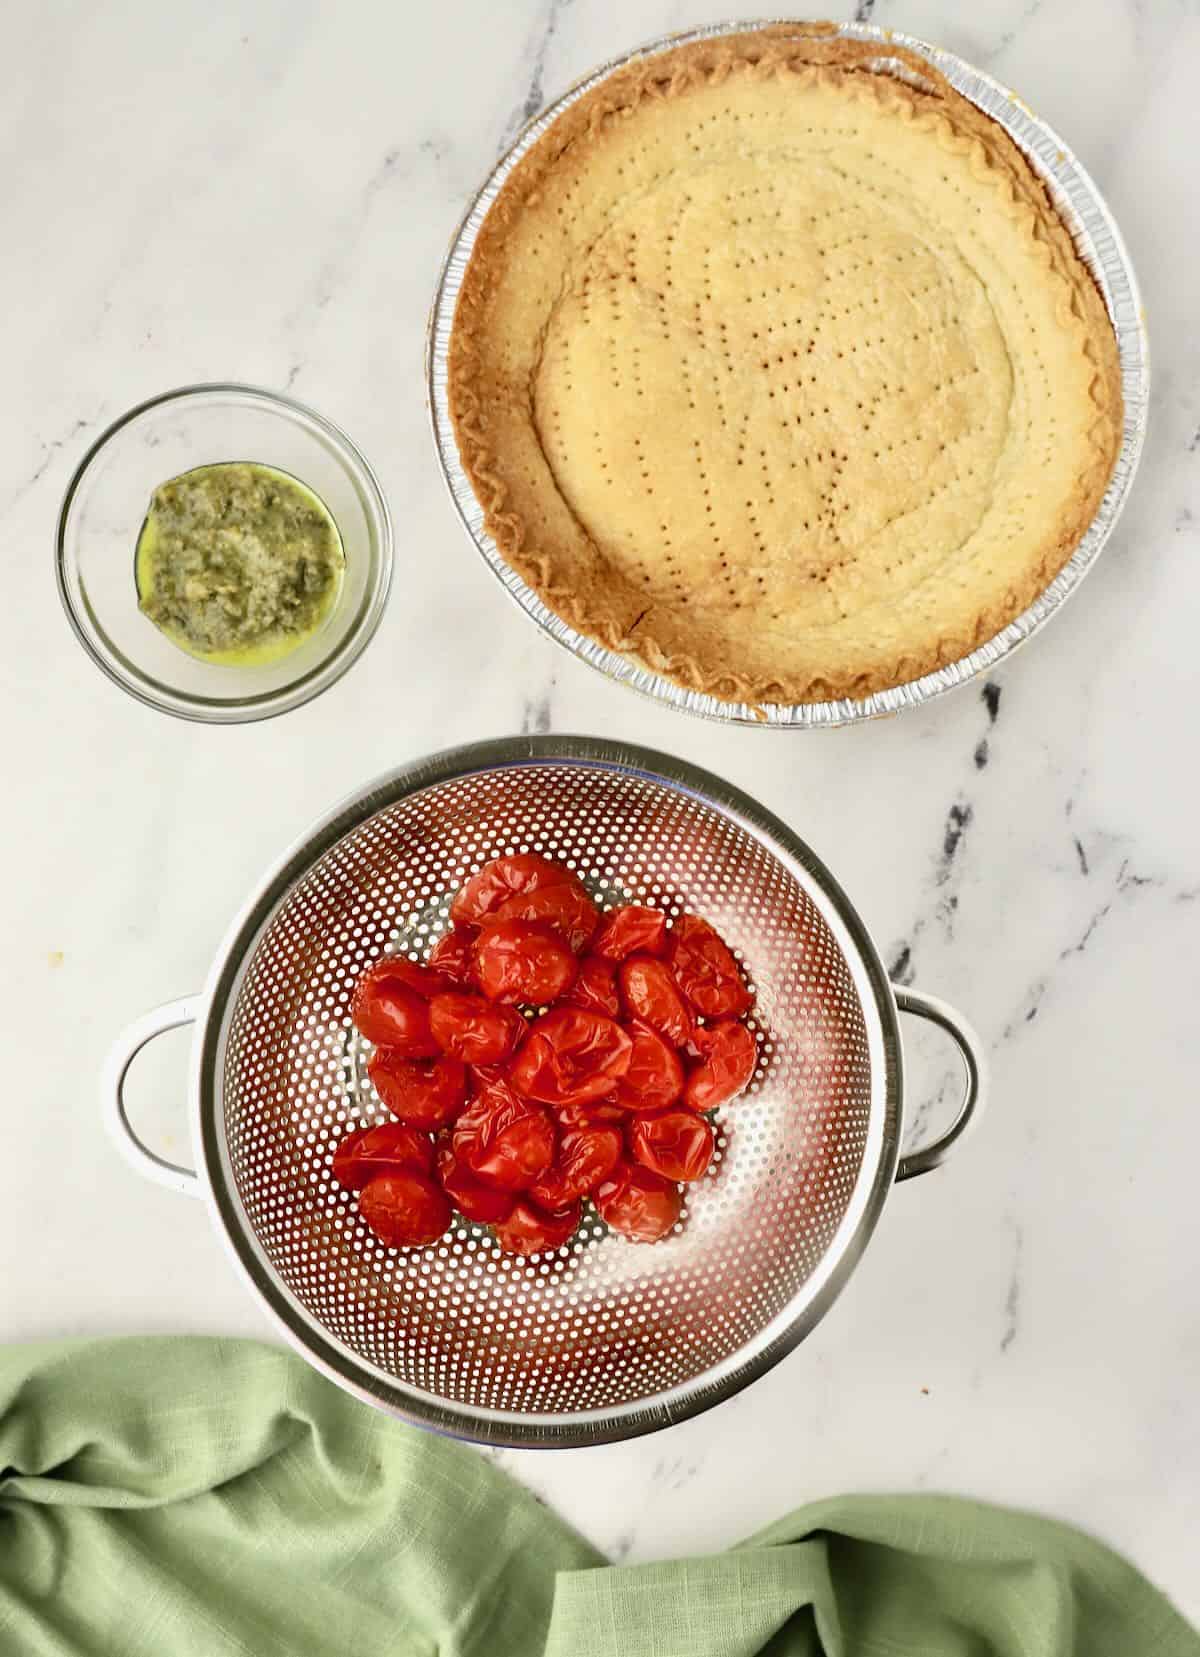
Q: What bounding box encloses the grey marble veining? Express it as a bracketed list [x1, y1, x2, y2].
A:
[2, 0, 1198, 1623]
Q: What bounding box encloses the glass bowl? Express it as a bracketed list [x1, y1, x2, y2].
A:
[57, 383, 393, 723]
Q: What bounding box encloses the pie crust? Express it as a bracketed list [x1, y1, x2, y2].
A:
[447, 27, 1123, 704]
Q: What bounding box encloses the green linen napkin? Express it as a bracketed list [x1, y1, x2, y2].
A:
[1, 1338, 1195, 1657]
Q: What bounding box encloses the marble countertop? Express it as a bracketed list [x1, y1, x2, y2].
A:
[4, 0, 1198, 1622]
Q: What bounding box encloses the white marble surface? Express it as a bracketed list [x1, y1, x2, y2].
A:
[4, 0, 1199, 1622]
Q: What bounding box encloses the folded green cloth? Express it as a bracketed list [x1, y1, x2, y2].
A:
[1, 1339, 1194, 1657]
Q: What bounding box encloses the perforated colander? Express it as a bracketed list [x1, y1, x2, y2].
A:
[104, 737, 983, 1447]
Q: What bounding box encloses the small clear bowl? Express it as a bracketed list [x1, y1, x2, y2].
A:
[57, 383, 393, 723]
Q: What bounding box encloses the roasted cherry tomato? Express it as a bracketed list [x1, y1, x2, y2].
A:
[554, 1097, 629, 1129]
[508, 1006, 632, 1106]
[367, 1051, 468, 1129]
[593, 1163, 682, 1242]
[347, 872, 760, 1252]
[452, 1078, 556, 1191]
[529, 1123, 623, 1209]
[435, 1141, 515, 1224]
[492, 1197, 582, 1256]
[619, 955, 692, 1048]
[451, 853, 579, 929]
[429, 992, 526, 1065]
[617, 1022, 684, 1112]
[351, 962, 442, 1056]
[469, 1062, 509, 1090]
[628, 1109, 714, 1183]
[593, 905, 668, 961]
[669, 915, 752, 1017]
[358, 1170, 451, 1248]
[684, 1020, 758, 1111]
[497, 881, 599, 954]
[472, 918, 577, 1005]
[355, 955, 450, 1003]
[566, 955, 621, 1019]
[331, 1122, 434, 1192]
[427, 928, 476, 987]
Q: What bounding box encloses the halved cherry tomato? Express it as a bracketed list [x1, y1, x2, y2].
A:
[358, 1170, 451, 1248]
[351, 963, 442, 1056]
[508, 1006, 633, 1106]
[472, 919, 577, 1005]
[566, 955, 621, 1019]
[428, 928, 476, 987]
[367, 1052, 468, 1129]
[452, 1078, 556, 1191]
[429, 992, 526, 1065]
[435, 1141, 515, 1224]
[669, 915, 751, 1017]
[529, 1123, 623, 1209]
[492, 1197, 582, 1256]
[593, 1163, 682, 1242]
[628, 1109, 714, 1183]
[684, 1020, 758, 1111]
[497, 882, 599, 954]
[593, 905, 668, 961]
[617, 1022, 684, 1112]
[619, 955, 692, 1048]
[331, 1122, 434, 1192]
[451, 853, 579, 929]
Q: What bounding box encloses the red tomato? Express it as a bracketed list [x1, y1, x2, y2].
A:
[427, 928, 476, 987]
[593, 905, 668, 961]
[452, 1079, 556, 1191]
[555, 1097, 628, 1129]
[429, 992, 526, 1065]
[351, 963, 442, 1056]
[492, 1197, 581, 1256]
[451, 853, 578, 929]
[529, 1123, 623, 1209]
[331, 1122, 434, 1192]
[469, 1062, 509, 1090]
[593, 1163, 682, 1242]
[472, 919, 577, 1005]
[358, 1171, 451, 1248]
[628, 1109, 715, 1183]
[619, 955, 692, 1047]
[435, 1141, 515, 1224]
[367, 1051, 468, 1129]
[497, 882, 599, 954]
[355, 955, 449, 1003]
[566, 955, 621, 1019]
[669, 916, 752, 1017]
[508, 1007, 633, 1106]
[617, 1022, 684, 1112]
[684, 1020, 758, 1111]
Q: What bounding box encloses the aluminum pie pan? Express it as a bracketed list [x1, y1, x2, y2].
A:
[426, 19, 1148, 728]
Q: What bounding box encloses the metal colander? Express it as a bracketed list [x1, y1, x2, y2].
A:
[104, 737, 983, 1446]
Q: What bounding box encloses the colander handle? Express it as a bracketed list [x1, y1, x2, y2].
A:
[102, 996, 202, 1198]
[894, 986, 986, 1181]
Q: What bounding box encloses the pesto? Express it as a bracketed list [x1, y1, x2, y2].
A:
[136, 462, 344, 665]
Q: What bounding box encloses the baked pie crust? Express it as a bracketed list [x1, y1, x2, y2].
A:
[448, 28, 1123, 704]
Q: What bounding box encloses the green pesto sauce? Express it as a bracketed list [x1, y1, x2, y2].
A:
[135, 462, 345, 666]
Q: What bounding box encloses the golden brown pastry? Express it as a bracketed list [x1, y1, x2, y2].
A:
[449, 28, 1122, 703]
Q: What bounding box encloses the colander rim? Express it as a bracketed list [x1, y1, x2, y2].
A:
[190, 736, 904, 1447]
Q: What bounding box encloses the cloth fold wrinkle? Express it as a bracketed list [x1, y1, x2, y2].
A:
[1, 1337, 1196, 1657]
